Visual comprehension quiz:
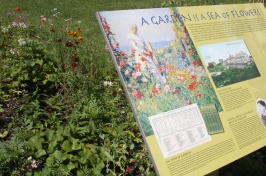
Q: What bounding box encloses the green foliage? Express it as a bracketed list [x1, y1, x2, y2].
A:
[0, 23, 57, 102]
[211, 63, 260, 88]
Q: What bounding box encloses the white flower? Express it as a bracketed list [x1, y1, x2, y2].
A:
[1, 27, 8, 33]
[19, 22, 27, 28]
[103, 81, 113, 87]
[164, 84, 171, 92]
[65, 18, 72, 21]
[162, 76, 167, 84]
[10, 49, 15, 54]
[31, 159, 38, 168]
[27, 156, 32, 161]
[78, 20, 81, 24]
[18, 38, 26, 46]
[53, 8, 57, 11]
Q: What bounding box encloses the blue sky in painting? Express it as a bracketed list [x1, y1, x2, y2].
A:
[198, 40, 251, 64]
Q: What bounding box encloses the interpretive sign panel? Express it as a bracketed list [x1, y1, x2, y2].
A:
[96, 3, 266, 176]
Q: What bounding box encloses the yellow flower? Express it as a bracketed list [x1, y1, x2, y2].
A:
[67, 30, 74, 36]
[78, 36, 83, 41]
[73, 32, 78, 37]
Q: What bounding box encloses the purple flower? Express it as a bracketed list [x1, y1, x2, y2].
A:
[6, 12, 13, 17]
[17, 16, 25, 21]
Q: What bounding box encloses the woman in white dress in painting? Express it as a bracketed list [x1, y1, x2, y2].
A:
[127, 24, 164, 85]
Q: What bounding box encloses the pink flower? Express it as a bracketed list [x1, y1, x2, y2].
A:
[141, 77, 148, 82]
[131, 48, 136, 53]
[132, 72, 141, 79]
[132, 89, 138, 96]
[119, 60, 126, 67]
[41, 17, 47, 21]
[127, 84, 132, 88]
[125, 70, 130, 76]
[177, 76, 185, 82]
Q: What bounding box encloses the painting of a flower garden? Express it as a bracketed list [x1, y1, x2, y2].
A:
[98, 8, 222, 136]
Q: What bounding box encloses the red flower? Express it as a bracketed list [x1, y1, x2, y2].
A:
[140, 57, 147, 62]
[115, 57, 118, 61]
[15, 7, 20, 11]
[188, 81, 197, 91]
[158, 67, 163, 72]
[71, 62, 77, 68]
[193, 60, 202, 66]
[120, 51, 125, 57]
[125, 165, 130, 173]
[181, 52, 186, 57]
[191, 75, 197, 80]
[116, 43, 119, 47]
[136, 92, 143, 98]
[66, 41, 73, 47]
[188, 101, 193, 105]
[134, 63, 141, 71]
[197, 93, 202, 99]
[132, 90, 144, 99]
[72, 53, 79, 61]
[152, 87, 159, 94]
[174, 90, 179, 94]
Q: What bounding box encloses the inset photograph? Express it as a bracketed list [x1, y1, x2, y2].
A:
[198, 40, 261, 88]
[256, 99, 266, 126]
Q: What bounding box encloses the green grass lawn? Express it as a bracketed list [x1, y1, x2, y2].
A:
[0, 0, 265, 175]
